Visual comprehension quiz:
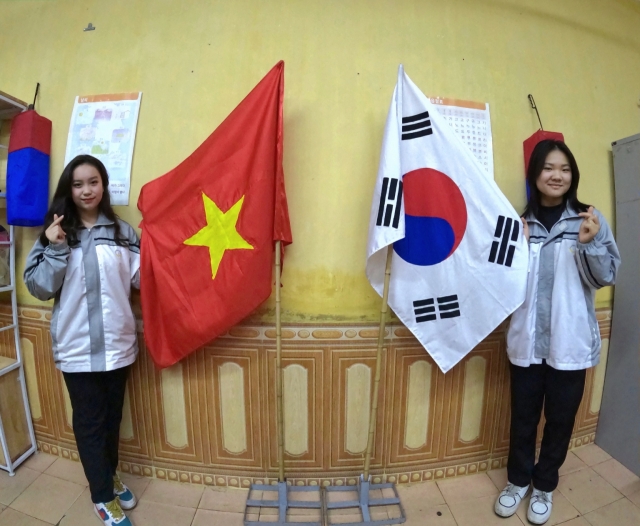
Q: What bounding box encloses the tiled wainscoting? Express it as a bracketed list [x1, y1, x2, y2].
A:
[0, 305, 611, 487]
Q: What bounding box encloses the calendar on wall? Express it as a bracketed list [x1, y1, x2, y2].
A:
[429, 96, 494, 179]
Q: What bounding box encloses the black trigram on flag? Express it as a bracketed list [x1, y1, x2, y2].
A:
[489, 215, 519, 267]
[414, 295, 461, 323]
[402, 111, 433, 140]
[413, 298, 436, 322]
[437, 295, 461, 319]
[376, 177, 403, 228]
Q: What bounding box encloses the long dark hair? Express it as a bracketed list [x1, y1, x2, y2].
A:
[39, 155, 125, 247]
[523, 139, 589, 218]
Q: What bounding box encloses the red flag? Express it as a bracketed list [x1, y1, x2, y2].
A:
[138, 61, 292, 368]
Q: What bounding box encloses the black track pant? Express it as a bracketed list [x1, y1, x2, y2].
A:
[507, 361, 586, 492]
[63, 366, 130, 503]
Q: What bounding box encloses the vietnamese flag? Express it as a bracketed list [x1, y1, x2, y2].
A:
[138, 61, 292, 368]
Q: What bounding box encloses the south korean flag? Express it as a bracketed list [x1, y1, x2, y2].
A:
[366, 66, 528, 373]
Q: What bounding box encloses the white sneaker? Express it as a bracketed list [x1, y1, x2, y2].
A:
[494, 482, 530, 517]
[527, 488, 553, 524]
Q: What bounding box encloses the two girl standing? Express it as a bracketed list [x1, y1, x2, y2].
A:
[24, 139, 619, 526]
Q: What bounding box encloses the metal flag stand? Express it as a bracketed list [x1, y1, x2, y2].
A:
[324, 248, 406, 526]
[244, 240, 323, 526]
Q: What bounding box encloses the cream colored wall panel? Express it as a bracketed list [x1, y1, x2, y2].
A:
[405, 360, 431, 450]
[20, 337, 41, 420]
[120, 385, 134, 441]
[63, 383, 73, 428]
[219, 362, 247, 455]
[590, 338, 609, 414]
[283, 364, 308, 456]
[161, 363, 189, 449]
[345, 363, 371, 455]
[460, 356, 486, 443]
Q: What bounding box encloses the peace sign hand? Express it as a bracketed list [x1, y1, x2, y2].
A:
[578, 206, 600, 244]
[45, 214, 67, 245]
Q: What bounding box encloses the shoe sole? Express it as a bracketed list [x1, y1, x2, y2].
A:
[118, 498, 138, 511]
[118, 496, 137, 511]
[527, 510, 551, 525]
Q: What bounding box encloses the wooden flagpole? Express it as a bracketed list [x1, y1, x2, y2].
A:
[363, 246, 393, 480]
[275, 240, 285, 483]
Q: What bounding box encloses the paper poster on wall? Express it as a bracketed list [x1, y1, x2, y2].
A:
[429, 96, 494, 179]
[64, 92, 142, 205]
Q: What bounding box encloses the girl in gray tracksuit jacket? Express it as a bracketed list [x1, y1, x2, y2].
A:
[24, 155, 138, 526]
[494, 140, 620, 525]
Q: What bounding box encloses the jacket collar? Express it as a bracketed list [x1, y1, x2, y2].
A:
[79, 212, 114, 229]
[525, 202, 582, 225]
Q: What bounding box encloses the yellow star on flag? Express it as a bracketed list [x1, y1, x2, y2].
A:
[184, 193, 253, 279]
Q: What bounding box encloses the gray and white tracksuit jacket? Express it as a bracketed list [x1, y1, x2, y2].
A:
[24, 215, 141, 373]
[506, 206, 620, 370]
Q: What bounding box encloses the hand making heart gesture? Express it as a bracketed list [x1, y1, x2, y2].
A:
[45, 214, 67, 245]
[578, 206, 600, 244]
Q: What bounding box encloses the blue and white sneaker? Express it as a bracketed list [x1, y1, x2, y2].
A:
[113, 473, 137, 510]
[94, 499, 132, 525]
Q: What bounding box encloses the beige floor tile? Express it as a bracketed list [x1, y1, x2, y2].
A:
[397, 480, 446, 509]
[325, 512, 366, 524]
[514, 488, 580, 525]
[487, 467, 508, 490]
[628, 488, 640, 508]
[43, 458, 88, 487]
[285, 487, 323, 517]
[324, 487, 375, 517]
[583, 497, 640, 526]
[558, 451, 588, 476]
[557, 467, 623, 514]
[192, 508, 245, 526]
[572, 444, 612, 467]
[129, 500, 196, 526]
[21, 453, 58, 473]
[119, 472, 151, 501]
[557, 518, 591, 526]
[592, 458, 640, 496]
[58, 487, 97, 526]
[403, 504, 456, 526]
[437, 473, 499, 504]
[0, 507, 51, 526]
[139, 479, 204, 508]
[199, 486, 249, 513]
[0, 467, 40, 506]
[448, 494, 525, 525]
[9, 473, 85, 524]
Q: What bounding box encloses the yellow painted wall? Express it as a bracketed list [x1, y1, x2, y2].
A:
[1, 0, 639, 321]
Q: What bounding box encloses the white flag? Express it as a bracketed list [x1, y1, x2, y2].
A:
[366, 66, 528, 373]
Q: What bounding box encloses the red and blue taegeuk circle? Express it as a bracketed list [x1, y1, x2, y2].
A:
[393, 168, 467, 266]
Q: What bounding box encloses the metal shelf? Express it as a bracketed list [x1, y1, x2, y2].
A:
[0, 90, 37, 475]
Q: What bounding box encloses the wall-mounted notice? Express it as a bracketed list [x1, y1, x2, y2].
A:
[430, 96, 494, 179]
[64, 92, 142, 205]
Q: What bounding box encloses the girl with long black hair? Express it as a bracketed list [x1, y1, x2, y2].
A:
[494, 140, 620, 524]
[24, 155, 140, 526]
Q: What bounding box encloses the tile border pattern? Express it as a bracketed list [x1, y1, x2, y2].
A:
[35, 432, 598, 487]
[7, 304, 611, 487]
